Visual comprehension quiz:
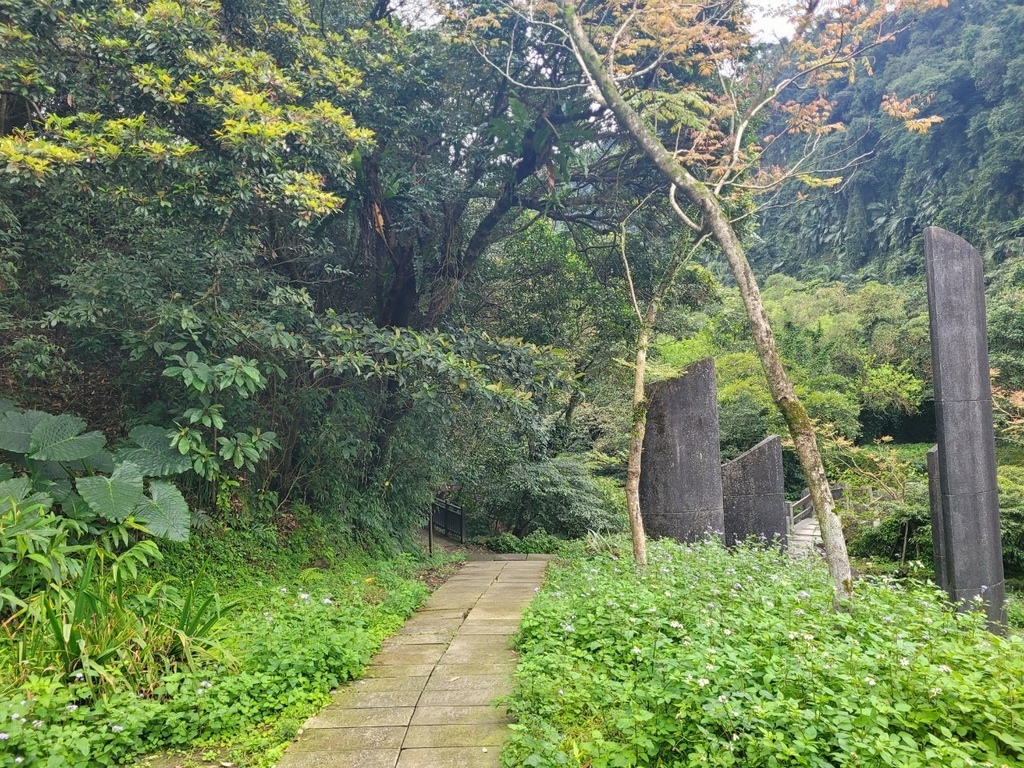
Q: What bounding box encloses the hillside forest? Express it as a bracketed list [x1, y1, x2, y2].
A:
[4, 0, 1024, 764]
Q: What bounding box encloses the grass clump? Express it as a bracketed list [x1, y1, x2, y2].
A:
[505, 537, 1024, 767]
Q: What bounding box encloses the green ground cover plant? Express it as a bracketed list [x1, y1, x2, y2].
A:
[505, 538, 1024, 767]
[0, 545, 443, 767]
[479, 529, 565, 555]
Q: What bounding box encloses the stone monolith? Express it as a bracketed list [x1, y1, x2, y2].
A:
[639, 357, 724, 542]
[722, 436, 787, 548]
[925, 226, 1005, 629]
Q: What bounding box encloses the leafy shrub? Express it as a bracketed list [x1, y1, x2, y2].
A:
[481, 529, 563, 554]
[998, 464, 1024, 577]
[0, 402, 240, 707]
[846, 485, 933, 566]
[1008, 591, 1024, 629]
[4, 541, 233, 697]
[844, 460, 1024, 580]
[504, 538, 1024, 767]
[480, 454, 623, 539]
[0, 403, 192, 550]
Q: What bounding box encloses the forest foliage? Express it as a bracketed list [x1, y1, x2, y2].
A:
[4, 0, 1024, 549]
[4, 0, 1024, 761]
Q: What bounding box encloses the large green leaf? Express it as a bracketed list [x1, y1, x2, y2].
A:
[0, 410, 46, 454]
[34, 450, 115, 481]
[115, 425, 191, 476]
[76, 463, 144, 523]
[0, 398, 18, 413]
[135, 480, 190, 541]
[29, 414, 106, 462]
[60, 491, 97, 522]
[0, 476, 32, 504]
[38, 477, 73, 503]
[0, 464, 12, 482]
[0, 476, 53, 515]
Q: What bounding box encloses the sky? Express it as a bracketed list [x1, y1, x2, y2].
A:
[748, 0, 799, 42]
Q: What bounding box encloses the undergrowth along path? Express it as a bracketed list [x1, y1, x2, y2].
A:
[277, 555, 551, 768]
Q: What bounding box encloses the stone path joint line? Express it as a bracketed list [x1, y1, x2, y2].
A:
[277, 556, 551, 768]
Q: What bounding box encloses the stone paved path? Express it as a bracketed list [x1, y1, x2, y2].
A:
[789, 517, 822, 556]
[277, 556, 550, 768]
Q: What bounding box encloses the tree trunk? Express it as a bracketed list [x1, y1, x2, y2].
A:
[621, 230, 701, 569]
[703, 205, 853, 599]
[625, 324, 650, 567]
[561, 0, 853, 598]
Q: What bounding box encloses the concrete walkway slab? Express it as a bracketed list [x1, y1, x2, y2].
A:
[277, 559, 548, 768]
[790, 517, 822, 556]
[409, 705, 510, 726]
[394, 747, 498, 767]
[288, 727, 406, 751]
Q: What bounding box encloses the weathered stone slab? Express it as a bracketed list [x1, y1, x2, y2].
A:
[721, 435, 787, 547]
[417, 687, 508, 707]
[291, 726, 406, 751]
[639, 357, 725, 542]
[383, 632, 456, 647]
[305, 707, 414, 729]
[278, 748, 400, 768]
[445, 636, 512, 652]
[438, 646, 516, 666]
[403, 723, 510, 748]
[398, 617, 463, 635]
[330, 689, 422, 709]
[432, 663, 516, 677]
[925, 226, 1006, 629]
[461, 608, 526, 621]
[350, 676, 429, 693]
[927, 445, 950, 592]
[363, 664, 436, 679]
[424, 674, 512, 692]
[410, 705, 510, 726]
[396, 747, 499, 768]
[408, 609, 466, 620]
[457, 625, 516, 634]
[372, 646, 446, 666]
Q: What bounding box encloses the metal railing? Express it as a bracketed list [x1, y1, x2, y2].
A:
[430, 498, 465, 544]
[787, 485, 843, 531]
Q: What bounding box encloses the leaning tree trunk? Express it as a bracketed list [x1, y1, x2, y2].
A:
[562, 1, 853, 598]
[700, 204, 853, 598]
[625, 324, 651, 567]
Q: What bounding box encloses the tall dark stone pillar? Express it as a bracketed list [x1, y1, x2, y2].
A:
[639, 357, 724, 543]
[926, 445, 950, 593]
[722, 435, 787, 548]
[925, 227, 1005, 629]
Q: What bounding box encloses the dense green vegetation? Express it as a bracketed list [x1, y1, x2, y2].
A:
[755, 0, 1024, 283]
[506, 539, 1024, 767]
[0, 513, 451, 766]
[4, 0, 1024, 763]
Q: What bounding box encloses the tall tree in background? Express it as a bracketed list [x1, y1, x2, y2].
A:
[0, 0, 579, 541]
[469, 0, 944, 593]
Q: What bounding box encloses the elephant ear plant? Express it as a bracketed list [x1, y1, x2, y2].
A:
[0, 402, 229, 696]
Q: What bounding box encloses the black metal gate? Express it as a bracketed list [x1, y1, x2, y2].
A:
[430, 498, 465, 547]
